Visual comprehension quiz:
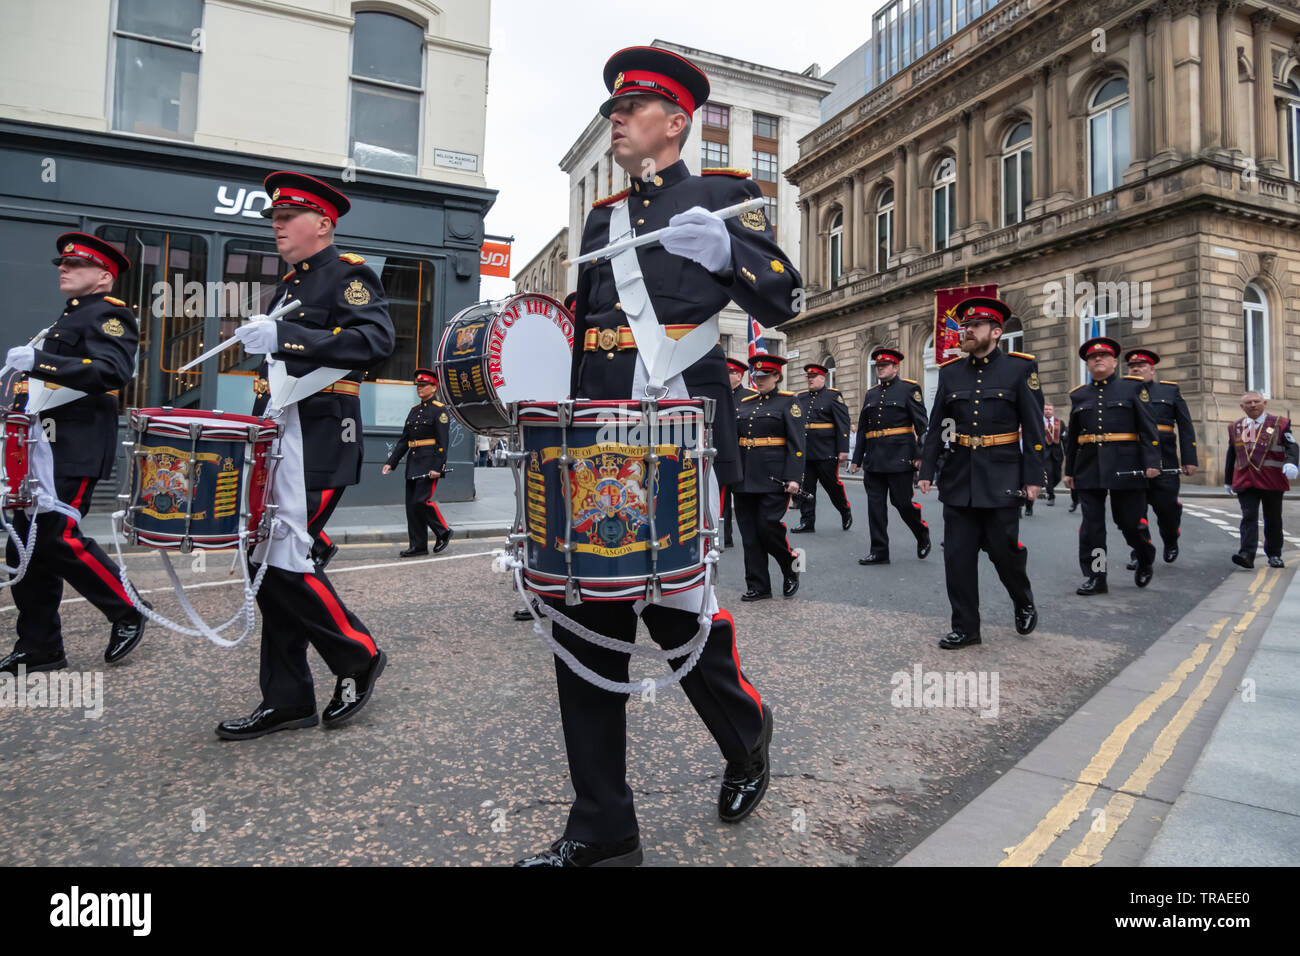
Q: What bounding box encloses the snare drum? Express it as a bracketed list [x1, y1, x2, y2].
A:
[2, 412, 34, 510]
[123, 408, 281, 550]
[435, 292, 573, 434]
[514, 399, 715, 603]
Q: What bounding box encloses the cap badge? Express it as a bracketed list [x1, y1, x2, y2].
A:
[272, 188, 281, 200]
[614, 72, 625, 91]
[63, 244, 74, 253]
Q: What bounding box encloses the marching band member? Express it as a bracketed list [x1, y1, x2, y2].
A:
[1226, 391, 1298, 569]
[0, 233, 148, 675]
[790, 362, 852, 534]
[734, 353, 805, 600]
[383, 368, 452, 557]
[721, 356, 755, 549]
[215, 171, 394, 740]
[516, 46, 800, 866]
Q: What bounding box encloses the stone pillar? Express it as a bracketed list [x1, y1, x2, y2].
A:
[1199, 0, 1222, 151]
[1277, 95, 1292, 175]
[798, 198, 810, 283]
[1220, 0, 1241, 153]
[1030, 65, 1049, 215]
[852, 170, 867, 270]
[1049, 56, 1074, 202]
[892, 146, 907, 259]
[1126, 12, 1150, 171]
[904, 140, 921, 256]
[810, 194, 823, 290]
[955, 113, 970, 231]
[970, 102, 988, 231]
[1153, 2, 1177, 160]
[841, 176, 856, 274]
[1252, 8, 1279, 171]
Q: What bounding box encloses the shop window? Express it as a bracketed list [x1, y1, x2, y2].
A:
[111, 0, 203, 141]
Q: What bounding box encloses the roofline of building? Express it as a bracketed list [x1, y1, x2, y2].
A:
[511, 226, 569, 281]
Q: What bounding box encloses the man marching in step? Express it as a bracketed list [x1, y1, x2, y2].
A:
[216, 171, 395, 740]
[918, 297, 1043, 649]
[721, 355, 755, 549]
[734, 353, 806, 602]
[383, 368, 452, 557]
[0, 233, 149, 675]
[1063, 336, 1161, 595]
[790, 362, 852, 534]
[516, 46, 801, 867]
[849, 346, 930, 565]
[1225, 390, 1298, 569]
[1042, 402, 1065, 505]
[1122, 348, 1197, 569]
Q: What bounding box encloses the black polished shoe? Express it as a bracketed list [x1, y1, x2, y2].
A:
[105, 600, 151, 664]
[1126, 551, 1139, 571]
[322, 649, 387, 727]
[917, 532, 932, 560]
[841, 510, 853, 531]
[938, 630, 981, 649]
[724, 535, 734, 549]
[858, 553, 890, 565]
[740, 589, 772, 602]
[312, 541, 339, 572]
[1015, 604, 1038, 635]
[514, 835, 642, 867]
[1076, 576, 1109, 596]
[513, 606, 537, 622]
[1164, 544, 1179, 563]
[432, 529, 453, 554]
[216, 705, 318, 740]
[782, 569, 799, 598]
[719, 703, 773, 823]
[1134, 564, 1154, 588]
[790, 524, 815, 534]
[1046, 497, 1056, 506]
[1068, 502, 1078, 513]
[1231, 552, 1254, 569]
[399, 547, 429, 558]
[1268, 555, 1285, 568]
[1024, 503, 1034, 516]
[0, 648, 68, 675]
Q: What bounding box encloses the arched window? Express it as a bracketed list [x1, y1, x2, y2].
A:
[862, 345, 879, 390]
[998, 316, 1024, 354]
[1002, 122, 1033, 226]
[350, 11, 424, 174]
[933, 156, 957, 250]
[829, 212, 843, 286]
[1244, 283, 1270, 397]
[1088, 75, 1130, 196]
[823, 355, 837, 389]
[875, 187, 894, 273]
[1286, 76, 1300, 183]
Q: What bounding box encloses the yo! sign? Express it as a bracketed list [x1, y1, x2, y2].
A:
[481, 241, 512, 277]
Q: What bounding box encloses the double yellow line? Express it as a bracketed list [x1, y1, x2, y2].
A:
[1000, 566, 1283, 867]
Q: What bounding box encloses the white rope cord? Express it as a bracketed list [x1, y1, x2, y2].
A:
[498, 549, 720, 695]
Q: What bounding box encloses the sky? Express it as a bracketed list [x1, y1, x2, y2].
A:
[477, 0, 872, 300]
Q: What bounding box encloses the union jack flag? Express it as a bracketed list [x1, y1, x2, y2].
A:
[746, 316, 767, 360]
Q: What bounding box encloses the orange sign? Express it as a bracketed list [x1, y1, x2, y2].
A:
[480, 241, 511, 277]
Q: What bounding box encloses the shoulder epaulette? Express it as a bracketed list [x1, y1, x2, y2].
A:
[938, 355, 963, 368]
[281, 271, 295, 282]
[1160, 380, 1177, 386]
[701, 168, 751, 178]
[1070, 383, 1088, 392]
[591, 188, 630, 209]
[1008, 351, 1035, 361]
[794, 389, 809, 396]
[431, 400, 444, 407]
[104, 296, 126, 307]
[339, 252, 366, 265]
[741, 394, 760, 402]
[1123, 375, 1143, 381]
[778, 390, 794, 396]
[826, 386, 841, 393]
[901, 378, 918, 385]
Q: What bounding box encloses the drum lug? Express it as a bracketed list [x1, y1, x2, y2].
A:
[556, 401, 573, 429]
[180, 536, 193, 554]
[246, 424, 260, 442]
[564, 578, 582, 606]
[645, 576, 663, 604]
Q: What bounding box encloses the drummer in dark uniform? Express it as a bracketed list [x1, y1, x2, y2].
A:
[1063, 337, 1161, 595]
[721, 356, 755, 549]
[1, 233, 148, 675]
[1122, 348, 1197, 566]
[849, 346, 930, 565]
[735, 353, 806, 601]
[517, 46, 801, 867]
[383, 368, 452, 557]
[790, 362, 852, 534]
[216, 170, 395, 740]
[918, 297, 1043, 649]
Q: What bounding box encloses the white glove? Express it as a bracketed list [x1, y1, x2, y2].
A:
[660, 206, 733, 274]
[233, 316, 277, 355]
[1284, 463, 1299, 480]
[1224, 484, 1234, 495]
[5, 346, 35, 372]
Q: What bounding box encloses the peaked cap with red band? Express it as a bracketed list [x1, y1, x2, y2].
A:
[870, 346, 904, 365]
[600, 46, 710, 120]
[803, 363, 829, 376]
[749, 353, 787, 376]
[726, 357, 748, 374]
[563, 291, 578, 315]
[1124, 347, 1160, 366]
[414, 368, 438, 385]
[1079, 336, 1122, 360]
[52, 232, 130, 278]
[953, 296, 1012, 327]
[261, 171, 352, 225]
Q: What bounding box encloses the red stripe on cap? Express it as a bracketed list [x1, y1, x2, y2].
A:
[619, 69, 697, 115]
[271, 189, 339, 224]
[1087, 342, 1116, 356]
[63, 244, 117, 277]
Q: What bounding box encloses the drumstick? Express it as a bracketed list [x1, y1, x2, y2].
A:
[561, 197, 766, 268]
[176, 298, 303, 372]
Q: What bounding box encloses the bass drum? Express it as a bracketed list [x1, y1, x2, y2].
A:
[434, 292, 574, 434]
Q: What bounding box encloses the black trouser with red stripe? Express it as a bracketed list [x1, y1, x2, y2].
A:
[545, 601, 765, 842]
[405, 475, 449, 551]
[798, 458, 851, 527]
[864, 470, 927, 557]
[734, 490, 797, 595]
[307, 487, 342, 563]
[6, 477, 137, 656]
[253, 486, 379, 711]
[1137, 472, 1182, 551]
[942, 503, 1033, 637]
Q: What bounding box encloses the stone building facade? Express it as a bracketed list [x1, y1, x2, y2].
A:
[513, 227, 569, 301]
[784, 0, 1300, 483]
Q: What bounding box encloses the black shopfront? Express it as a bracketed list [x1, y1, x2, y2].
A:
[0, 119, 495, 504]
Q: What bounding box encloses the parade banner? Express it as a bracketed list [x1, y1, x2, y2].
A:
[934, 284, 997, 365]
